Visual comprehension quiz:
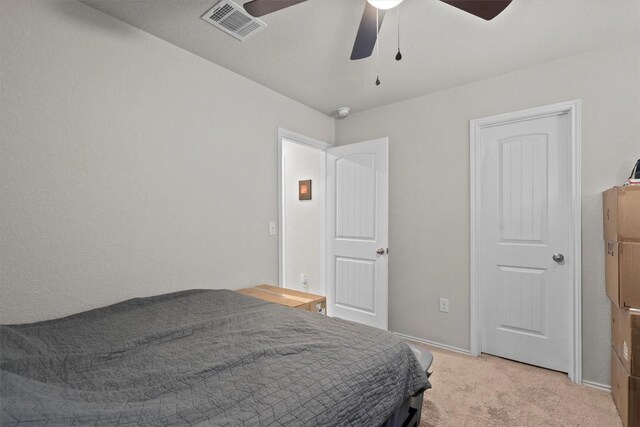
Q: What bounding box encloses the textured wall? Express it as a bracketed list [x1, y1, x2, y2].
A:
[0, 0, 334, 323]
[336, 44, 640, 385]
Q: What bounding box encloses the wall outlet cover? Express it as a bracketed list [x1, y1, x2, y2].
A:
[439, 298, 449, 313]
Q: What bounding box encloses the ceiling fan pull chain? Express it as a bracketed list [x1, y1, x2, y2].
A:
[396, 4, 402, 61]
[375, 7, 381, 86]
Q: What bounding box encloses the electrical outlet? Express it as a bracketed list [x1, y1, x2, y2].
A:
[439, 298, 449, 313]
[300, 273, 308, 289]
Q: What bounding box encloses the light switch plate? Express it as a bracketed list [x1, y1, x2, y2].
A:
[269, 221, 276, 236]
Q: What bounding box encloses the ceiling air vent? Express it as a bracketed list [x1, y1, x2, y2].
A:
[201, 0, 267, 41]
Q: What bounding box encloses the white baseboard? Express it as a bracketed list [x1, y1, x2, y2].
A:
[393, 332, 471, 356]
[581, 380, 611, 393]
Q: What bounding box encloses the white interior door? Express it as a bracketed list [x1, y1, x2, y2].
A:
[326, 138, 388, 330]
[479, 113, 572, 372]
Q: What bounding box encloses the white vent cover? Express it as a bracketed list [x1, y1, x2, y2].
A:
[201, 0, 267, 41]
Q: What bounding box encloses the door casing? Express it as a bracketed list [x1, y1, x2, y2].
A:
[469, 100, 582, 383]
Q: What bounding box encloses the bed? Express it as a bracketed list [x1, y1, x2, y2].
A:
[1, 289, 430, 426]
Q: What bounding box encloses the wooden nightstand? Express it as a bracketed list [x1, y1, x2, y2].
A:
[237, 284, 326, 314]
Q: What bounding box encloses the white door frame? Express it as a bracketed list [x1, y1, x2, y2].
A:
[469, 100, 582, 383]
[277, 128, 331, 290]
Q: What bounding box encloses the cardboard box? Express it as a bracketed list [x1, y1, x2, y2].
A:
[606, 242, 640, 308]
[611, 347, 640, 427]
[612, 303, 640, 375]
[603, 186, 640, 242]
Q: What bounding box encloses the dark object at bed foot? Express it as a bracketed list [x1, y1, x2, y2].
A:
[381, 344, 433, 427]
[381, 390, 425, 427]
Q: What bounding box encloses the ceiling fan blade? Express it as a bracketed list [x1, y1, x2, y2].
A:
[440, 0, 512, 21]
[243, 0, 308, 17]
[350, 2, 386, 60]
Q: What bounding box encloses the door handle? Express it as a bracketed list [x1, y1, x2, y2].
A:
[552, 253, 565, 263]
[376, 248, 386, 255]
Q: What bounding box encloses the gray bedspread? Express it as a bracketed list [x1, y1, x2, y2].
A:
[1, 289, 429, 426]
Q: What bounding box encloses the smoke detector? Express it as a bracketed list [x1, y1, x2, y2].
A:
[337, 107, 351, 118]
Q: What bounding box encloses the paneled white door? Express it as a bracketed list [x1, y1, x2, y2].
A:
[480, 113, 572, 372]
[326, 138, 388, 330]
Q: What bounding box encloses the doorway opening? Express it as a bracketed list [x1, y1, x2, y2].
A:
[278, 128, 330, 295]
[278, 129, 390, 329]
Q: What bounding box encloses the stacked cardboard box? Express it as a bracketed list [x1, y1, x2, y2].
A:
[605, 186, 640, 427]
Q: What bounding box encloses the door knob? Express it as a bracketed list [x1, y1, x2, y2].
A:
[376, 248, 385, 255]
[552, 253, 565, 263]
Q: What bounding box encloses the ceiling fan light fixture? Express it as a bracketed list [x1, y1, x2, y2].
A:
[367, 0, 403, 10]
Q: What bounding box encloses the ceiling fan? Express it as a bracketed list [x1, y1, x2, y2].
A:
[242, 0, 513, 60]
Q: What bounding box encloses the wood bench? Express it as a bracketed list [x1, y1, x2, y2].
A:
[237, 284, 326, 313]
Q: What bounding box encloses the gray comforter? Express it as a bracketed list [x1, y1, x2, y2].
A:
[1, 289, 429, 426]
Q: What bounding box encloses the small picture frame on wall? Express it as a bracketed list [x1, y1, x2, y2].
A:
[299, 180, 312, 200]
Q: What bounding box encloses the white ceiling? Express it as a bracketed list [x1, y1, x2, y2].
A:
[81, 0, 639, 114]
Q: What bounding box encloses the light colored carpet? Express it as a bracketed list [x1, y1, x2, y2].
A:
[409, 342, 622, 427]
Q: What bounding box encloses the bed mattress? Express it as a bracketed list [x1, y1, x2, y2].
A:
[1, 289, 429, 426]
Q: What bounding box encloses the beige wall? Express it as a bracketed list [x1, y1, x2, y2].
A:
[0, 0, 334, 324]
[336, 44, 640, 385]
